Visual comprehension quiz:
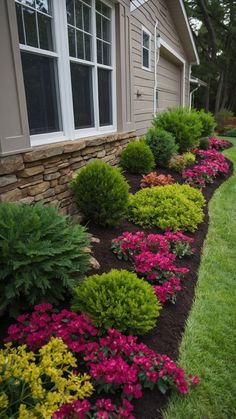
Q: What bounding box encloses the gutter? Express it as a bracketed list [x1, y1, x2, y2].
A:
[154, 21, 161, 115]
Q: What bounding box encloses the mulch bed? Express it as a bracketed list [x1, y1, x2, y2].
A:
[85, 162, 233, 419]
[0, 161, 233, 419]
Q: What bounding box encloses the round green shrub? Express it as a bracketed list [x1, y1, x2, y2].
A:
[197, 110, 216, 137]
[145, 127, 178, 167]
[0, 203, 90, 316]
[182, 152, 196, 166]
[153, 107, 202, 152]
[72, 269, 160, 335]
[223, 128, 236, 137]
[120, 138, 155, 174]
[72, 160, 129, 226]
[199, 137, 210, 150]
[128, 184, 205, 232]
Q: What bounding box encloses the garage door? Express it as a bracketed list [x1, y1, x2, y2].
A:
[157, 55, 181, 112]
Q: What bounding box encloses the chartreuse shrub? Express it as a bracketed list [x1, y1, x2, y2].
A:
[197, 110, 216, 137]
[128, 184, 205, 231]
[169, 152, 195, 173]
[0, 337, 93, 418]
[120, 138, 155, 173]
[72, 160, 129, 226]
[0, 203, 90, 316]
[153, 107, 202, 152]
[182, 152, 196, 166]
[72, 269, 160, 335]
[145, 127, 178, 167]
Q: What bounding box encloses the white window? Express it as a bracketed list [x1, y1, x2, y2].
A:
[142, 27, 151, 71]
[15, 0, 116, 146]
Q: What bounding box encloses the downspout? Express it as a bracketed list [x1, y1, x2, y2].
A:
[154, 21, 161, 115]
[190, 85, 200, 110]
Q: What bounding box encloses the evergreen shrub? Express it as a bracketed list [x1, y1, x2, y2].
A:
[145, 128, 178, 167]
[72, 160, 129, 226]
[0, 203, 90, 316]
[72, 269, 160, 335]
[128, 184, 205, 231]
[199, 137, 210, 150]
[153, 107, 202, 152]
[120, 139, 155, 174]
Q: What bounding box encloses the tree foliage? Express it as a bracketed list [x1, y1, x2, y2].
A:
[185, 0, 236, 114]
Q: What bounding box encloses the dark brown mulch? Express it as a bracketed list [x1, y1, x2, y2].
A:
[0, 161, 233, 419]
[85, 162, 233, 419]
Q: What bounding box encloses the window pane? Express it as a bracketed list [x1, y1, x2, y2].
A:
[68, 27, 76, 57]
[36, 0, 51, 14]
[84, 34, 91, 61]
[75, 0, 83, 29]
[143, 32, 149, 49]
[83, 4, 91, 33]
[98, 68, 112, 126]
[70, 63, 94, 129]
[103, 42, 110, 65]
[66, 0, 74, 25]
[16, 3, 25, 44]
[102, 3, 111, 18]
[143, 48, 149, 68]
[96, 0, 102, 13]
[96, 13, 102, 39]
[23, 7, 38, 47]
[17, 0, 36, 6]
[102, 17, 110, 42]
[38, 14, 53, 50]
[76, 30, 84, 59]
[21, 52, 60, 135]
[97, 39, 103, 64]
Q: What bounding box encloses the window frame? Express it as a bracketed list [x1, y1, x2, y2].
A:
[141, 26, 151, 71]
[16, 0, 116, 146]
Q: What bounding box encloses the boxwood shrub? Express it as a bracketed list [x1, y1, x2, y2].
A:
[72, 269, 161, 335]
[153, 107, 202, 152]
[120, 138, 155, 174]
[145, 127, 178, 167]
[72, 160, 129, 226]
[0, 203, 90, 316]
[128, 184, 205, 231]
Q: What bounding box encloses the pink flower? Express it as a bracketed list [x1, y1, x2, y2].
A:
[189, 374, 200, 385]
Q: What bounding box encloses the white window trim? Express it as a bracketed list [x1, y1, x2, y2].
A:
[158, 38, 186, 107]
[141, 26, 152, 71]
[17, 0, 117, 146]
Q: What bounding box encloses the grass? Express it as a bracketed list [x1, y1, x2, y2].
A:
[164, 138, 236, 419]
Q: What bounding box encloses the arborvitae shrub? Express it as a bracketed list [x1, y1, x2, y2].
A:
[199, 137, 210, 150]
[153, 107, 202, 152]
[120, 138, 155, 174]
[72, 160, 129, 226]
[128, 184, 205, 232]
[0, 203, 90, 316]
[72, 269, 161, 335]
[197, 110, 216, 137]
[145, 128, 178, 167]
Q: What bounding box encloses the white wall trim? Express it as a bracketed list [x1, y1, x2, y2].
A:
[159, 38, 186, 107]
[178, 0, 200, 65]
[130, 0, 148, 12]
[141, 26, 152, 71]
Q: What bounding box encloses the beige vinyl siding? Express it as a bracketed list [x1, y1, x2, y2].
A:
[157, 55, 181, 112]
[131, 0, 190, 136]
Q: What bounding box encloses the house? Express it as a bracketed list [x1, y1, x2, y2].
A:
[0, 0, 198, 213]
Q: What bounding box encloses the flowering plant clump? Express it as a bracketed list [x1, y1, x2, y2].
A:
[111, 231, 193, 261]
[140, 173, 174, 188]
[5, 303, 98, 352]
[209, 137, 231, 150]
[183, 148, 229, 188]
[111, 232, 192, 303]
[53, 398, 135, 419]
[5, 306, 200, 418]
[0, 337, 93, 419]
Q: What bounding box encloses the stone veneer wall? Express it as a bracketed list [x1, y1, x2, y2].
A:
[0, 131, 135, 215]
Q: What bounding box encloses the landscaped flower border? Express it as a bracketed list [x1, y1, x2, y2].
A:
[111, 231, 193, 304]
[4, 304, 200, 418]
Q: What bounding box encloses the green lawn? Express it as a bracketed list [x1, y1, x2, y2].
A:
[164, 138, 236, 419]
